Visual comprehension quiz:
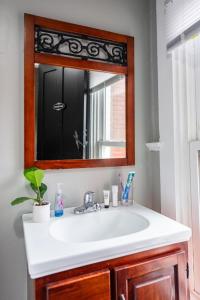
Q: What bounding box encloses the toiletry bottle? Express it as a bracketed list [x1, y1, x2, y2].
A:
[103, 190, 110, 208]
[112, 185, 118, 207]
[54, 183, 64, 217]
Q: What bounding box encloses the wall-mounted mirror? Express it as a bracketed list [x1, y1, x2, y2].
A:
[35, 64, 126, 161]
[24, 14, 134, 169]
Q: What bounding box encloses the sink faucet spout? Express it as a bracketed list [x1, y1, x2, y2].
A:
[74, 191, 101, 214]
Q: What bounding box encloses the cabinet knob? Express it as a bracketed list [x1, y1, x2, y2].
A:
[119, 294, 126, 300]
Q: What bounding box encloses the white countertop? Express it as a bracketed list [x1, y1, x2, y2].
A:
[22, 204, 191, 279]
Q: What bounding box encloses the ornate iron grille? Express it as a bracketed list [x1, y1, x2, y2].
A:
[35, 27, 127, 66]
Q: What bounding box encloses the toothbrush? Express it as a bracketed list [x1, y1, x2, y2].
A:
[122, 172, 135, 202]
[118, 173, 124, 198]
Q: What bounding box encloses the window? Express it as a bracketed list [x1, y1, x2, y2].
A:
[157, 1, 200, 297]
[165, 0, 200, 46]
[166, 4, 200, 298]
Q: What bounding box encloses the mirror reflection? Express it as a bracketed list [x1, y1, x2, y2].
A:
[35, 64, 126, 160]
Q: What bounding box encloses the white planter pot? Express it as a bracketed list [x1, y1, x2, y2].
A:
[32, 202, 50, 223]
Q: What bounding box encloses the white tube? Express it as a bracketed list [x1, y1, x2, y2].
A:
[112, 185, 118, 207]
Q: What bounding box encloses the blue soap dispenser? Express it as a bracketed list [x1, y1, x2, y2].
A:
[54, 183, 64, 217]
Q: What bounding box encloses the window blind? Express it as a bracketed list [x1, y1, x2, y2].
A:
[165, 0, 200, 44]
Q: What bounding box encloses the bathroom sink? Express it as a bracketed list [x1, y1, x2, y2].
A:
[49, 209, 149, 243]
[22, 204, 191, 278]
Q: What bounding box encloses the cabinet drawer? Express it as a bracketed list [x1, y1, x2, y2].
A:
[46, 269, 111, 300]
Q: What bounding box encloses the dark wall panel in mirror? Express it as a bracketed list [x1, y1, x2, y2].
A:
[36, 64, 85, 160]
[35, 63, 126, 161]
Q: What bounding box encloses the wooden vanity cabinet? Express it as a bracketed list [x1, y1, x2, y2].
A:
[35, 243, 189, 300]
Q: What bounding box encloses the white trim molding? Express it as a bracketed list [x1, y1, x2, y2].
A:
[156, 0, 177, 219]
[146, 142, 163, 152]
[190, 141, 200, 297]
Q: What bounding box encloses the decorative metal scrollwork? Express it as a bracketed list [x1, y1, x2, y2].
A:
[35, 27, 127, 66]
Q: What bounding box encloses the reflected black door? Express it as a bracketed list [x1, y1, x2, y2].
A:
[36, 65, 86, 160]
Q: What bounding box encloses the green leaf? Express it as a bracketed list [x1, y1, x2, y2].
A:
[11, 197, 32, 206]
[24, 167, 44, 188]
[40, 183, 47, 198]
[30, 182, 47, 198]
[30, 182, 38, 194]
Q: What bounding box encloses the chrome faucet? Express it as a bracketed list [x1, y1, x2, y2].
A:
[74, 191, 101, 214]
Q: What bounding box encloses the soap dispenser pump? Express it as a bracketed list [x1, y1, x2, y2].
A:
[54, 183, 64, 217]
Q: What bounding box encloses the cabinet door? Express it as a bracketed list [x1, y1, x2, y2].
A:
[114, 250, 188, 300]
[46, 269, 111, 300]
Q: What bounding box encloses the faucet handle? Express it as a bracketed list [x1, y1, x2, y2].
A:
[84, 191, 95, 208]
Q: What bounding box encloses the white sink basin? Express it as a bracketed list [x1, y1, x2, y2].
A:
[22, 204, 191, 278]
[49, 209, 149, 243]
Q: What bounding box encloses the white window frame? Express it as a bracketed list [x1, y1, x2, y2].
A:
[190, 141, 200, 299]
[156, 1, 200, 299]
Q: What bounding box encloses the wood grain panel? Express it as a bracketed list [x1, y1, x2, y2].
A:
[129, 270, 175, 300]
[33, 158, 128, 169]
[33, 14, 129, 43]
[35, 53, 127, 75]
[126, 36, 135, 165]
[24, 14, 35, 168]
[46, 269, 110, 300]
[134, 275, 173, 299]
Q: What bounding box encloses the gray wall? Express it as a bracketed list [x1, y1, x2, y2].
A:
[148, 0, 161, 212]
[0, 0, 158, 299]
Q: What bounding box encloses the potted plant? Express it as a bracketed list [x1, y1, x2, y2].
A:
[11, 167, 50, 223]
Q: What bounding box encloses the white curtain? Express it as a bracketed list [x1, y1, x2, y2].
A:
[171, 35, 200, 297]
[171, 36, 200, 221]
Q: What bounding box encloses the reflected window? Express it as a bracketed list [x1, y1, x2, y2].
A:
[89, 74, 126, 159]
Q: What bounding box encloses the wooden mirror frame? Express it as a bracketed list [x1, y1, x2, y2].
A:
[24, 14, 135, 169]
